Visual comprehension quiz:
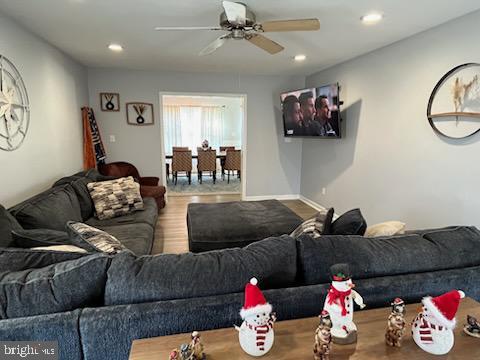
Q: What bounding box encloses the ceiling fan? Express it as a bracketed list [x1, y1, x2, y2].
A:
[154, 1, 320, 56]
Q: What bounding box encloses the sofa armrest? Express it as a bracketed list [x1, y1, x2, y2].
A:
[139, 177, 159, 186]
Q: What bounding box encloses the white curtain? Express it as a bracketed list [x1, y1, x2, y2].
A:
[163, 105, 225, 153]
[201, 106, 224, 151]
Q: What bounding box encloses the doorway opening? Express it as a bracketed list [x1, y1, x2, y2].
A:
[159, 93, 246, 196]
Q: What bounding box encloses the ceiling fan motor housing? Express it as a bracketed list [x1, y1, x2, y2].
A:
[219, 6, 256, 29]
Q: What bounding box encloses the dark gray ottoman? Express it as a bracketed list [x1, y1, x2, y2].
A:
[187, 200, 303, 252]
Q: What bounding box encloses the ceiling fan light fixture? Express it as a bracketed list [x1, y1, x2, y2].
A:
[294, 54, 306, 62]
[108, 43, 123, 52]
[361, 12, 383, 25]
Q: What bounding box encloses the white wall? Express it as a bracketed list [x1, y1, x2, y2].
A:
[0, 13, 88, 207]
[301, 10, 480, 228]
[87, 68, 304, 197]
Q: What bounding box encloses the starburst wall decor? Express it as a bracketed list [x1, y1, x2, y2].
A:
[0, 55, 30, 151]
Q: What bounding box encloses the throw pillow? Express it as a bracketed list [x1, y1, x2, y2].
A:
[0, 254, 110, 319]
[87, 176, 143, 220]
[11, 229, 71, 248]
[0, 204, 23, 248]
[330, 208, 367, 236]
[66, 221, 126, 254]
[31, 245, 88, 253]
[365, 221, 406, 237]
[290, 208, 334, 238]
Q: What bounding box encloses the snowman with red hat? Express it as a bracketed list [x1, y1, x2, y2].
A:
[323, 263, 366, 344]
[235, 277, 276, 357]
[412, 289, 465, 355]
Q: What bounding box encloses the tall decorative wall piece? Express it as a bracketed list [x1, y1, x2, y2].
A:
[126, 102, 154, 125]
[0, 55, 30, 151]
[100, 92, 120, 111]
[427, 63, 480, 139]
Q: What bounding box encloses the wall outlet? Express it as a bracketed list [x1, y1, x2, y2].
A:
[322, 187, 326, 195]
[109, 135, 116, 143]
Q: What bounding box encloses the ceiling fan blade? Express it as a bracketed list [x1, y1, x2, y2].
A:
[260, 19, 320, 32]
[199, 35, 230, 56]
[247, 34, 284, 54]
[222, 1, 246, 26]
[154, 26, 223, 31]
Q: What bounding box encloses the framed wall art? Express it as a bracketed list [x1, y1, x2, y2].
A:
[126, 102, 154, 125]
[100, 92, 120, 111]
[427, 63, 480, 139]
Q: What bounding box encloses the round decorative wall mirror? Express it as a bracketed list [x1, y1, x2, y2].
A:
[0, 55, 30, 151]
[427, 63, 480, 139]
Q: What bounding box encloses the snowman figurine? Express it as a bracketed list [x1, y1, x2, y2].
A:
[412, 290, 465, 355]
[235, 278, 276, 357]
[323, 263, 366, 344]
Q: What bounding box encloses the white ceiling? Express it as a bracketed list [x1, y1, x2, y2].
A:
[1, 0, 479, 76]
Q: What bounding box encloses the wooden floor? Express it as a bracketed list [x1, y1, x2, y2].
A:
[153, 194, 317, 254]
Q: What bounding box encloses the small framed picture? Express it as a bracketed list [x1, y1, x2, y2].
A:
[100, 93, 120, 111]
[126, 102, 154, 125]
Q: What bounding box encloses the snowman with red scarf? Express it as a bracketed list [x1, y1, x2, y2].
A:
[323, 264, 366, 344]
[235, 278, 276, 357]
[412, 290, 465, 355]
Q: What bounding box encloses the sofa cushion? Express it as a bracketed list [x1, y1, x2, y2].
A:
[11, 228, 71, 248]
[0, 309, 84, 360]
[0, 204, 23, 248]
[104, 235, 297, 306]
[290, 208, 334, 238]
[9, 185, 82, 231]
[330, 208, 367, 236]
[88, 176, 144, 220]
[95, 223, 154, 255]
[0, 253, 110, 319]
[0, 247, 87, 272]
[297, 226, 480, 285]
[54, 176, 94, 221]
[66, 221, 127, 254]
[85, 197, 158, 229]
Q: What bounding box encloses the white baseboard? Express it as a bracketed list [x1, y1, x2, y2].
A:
[242, 194, 300, 201]
[299, 195, 328, 212]
[299, 195, 339, 219]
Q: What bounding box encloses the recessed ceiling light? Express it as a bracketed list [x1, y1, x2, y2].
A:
[294, 54, 306, 62]
[361, 13, 383, 24]
[108, 44, 123, 52]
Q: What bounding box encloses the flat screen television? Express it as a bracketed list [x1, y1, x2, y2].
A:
[280, 83, 341, 138]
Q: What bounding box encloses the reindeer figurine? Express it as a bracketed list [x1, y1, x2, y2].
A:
[385, 298, 406, 347]
[314, 310, 333, 360]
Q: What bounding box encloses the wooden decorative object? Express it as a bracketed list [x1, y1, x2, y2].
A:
[427, 63, 480, 139]
[126, 102, 154, 126]
[100, 92, 120, 111]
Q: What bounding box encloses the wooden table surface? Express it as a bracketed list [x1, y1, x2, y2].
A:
[129, 297, 480, 360]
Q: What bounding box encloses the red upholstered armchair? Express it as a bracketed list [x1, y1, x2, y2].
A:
[98, 162, 166, 211]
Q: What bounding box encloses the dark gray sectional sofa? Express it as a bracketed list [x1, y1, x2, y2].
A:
[4, 169, 159, 255]
[1, 225, 480, 360]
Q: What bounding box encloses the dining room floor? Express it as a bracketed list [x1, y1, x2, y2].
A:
[166, 172, 241, 196]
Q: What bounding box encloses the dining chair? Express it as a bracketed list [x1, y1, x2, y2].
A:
[224, 149, 241, 183]
[166, 147, 189, 181]
[197, 149, 217, 184]
[172, 149, 192, 185]
[220, 146, 235, 179]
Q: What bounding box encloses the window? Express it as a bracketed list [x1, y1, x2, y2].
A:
[163, 105, 225, 153]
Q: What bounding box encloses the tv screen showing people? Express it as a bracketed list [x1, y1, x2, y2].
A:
[281, 83, 341, 138]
